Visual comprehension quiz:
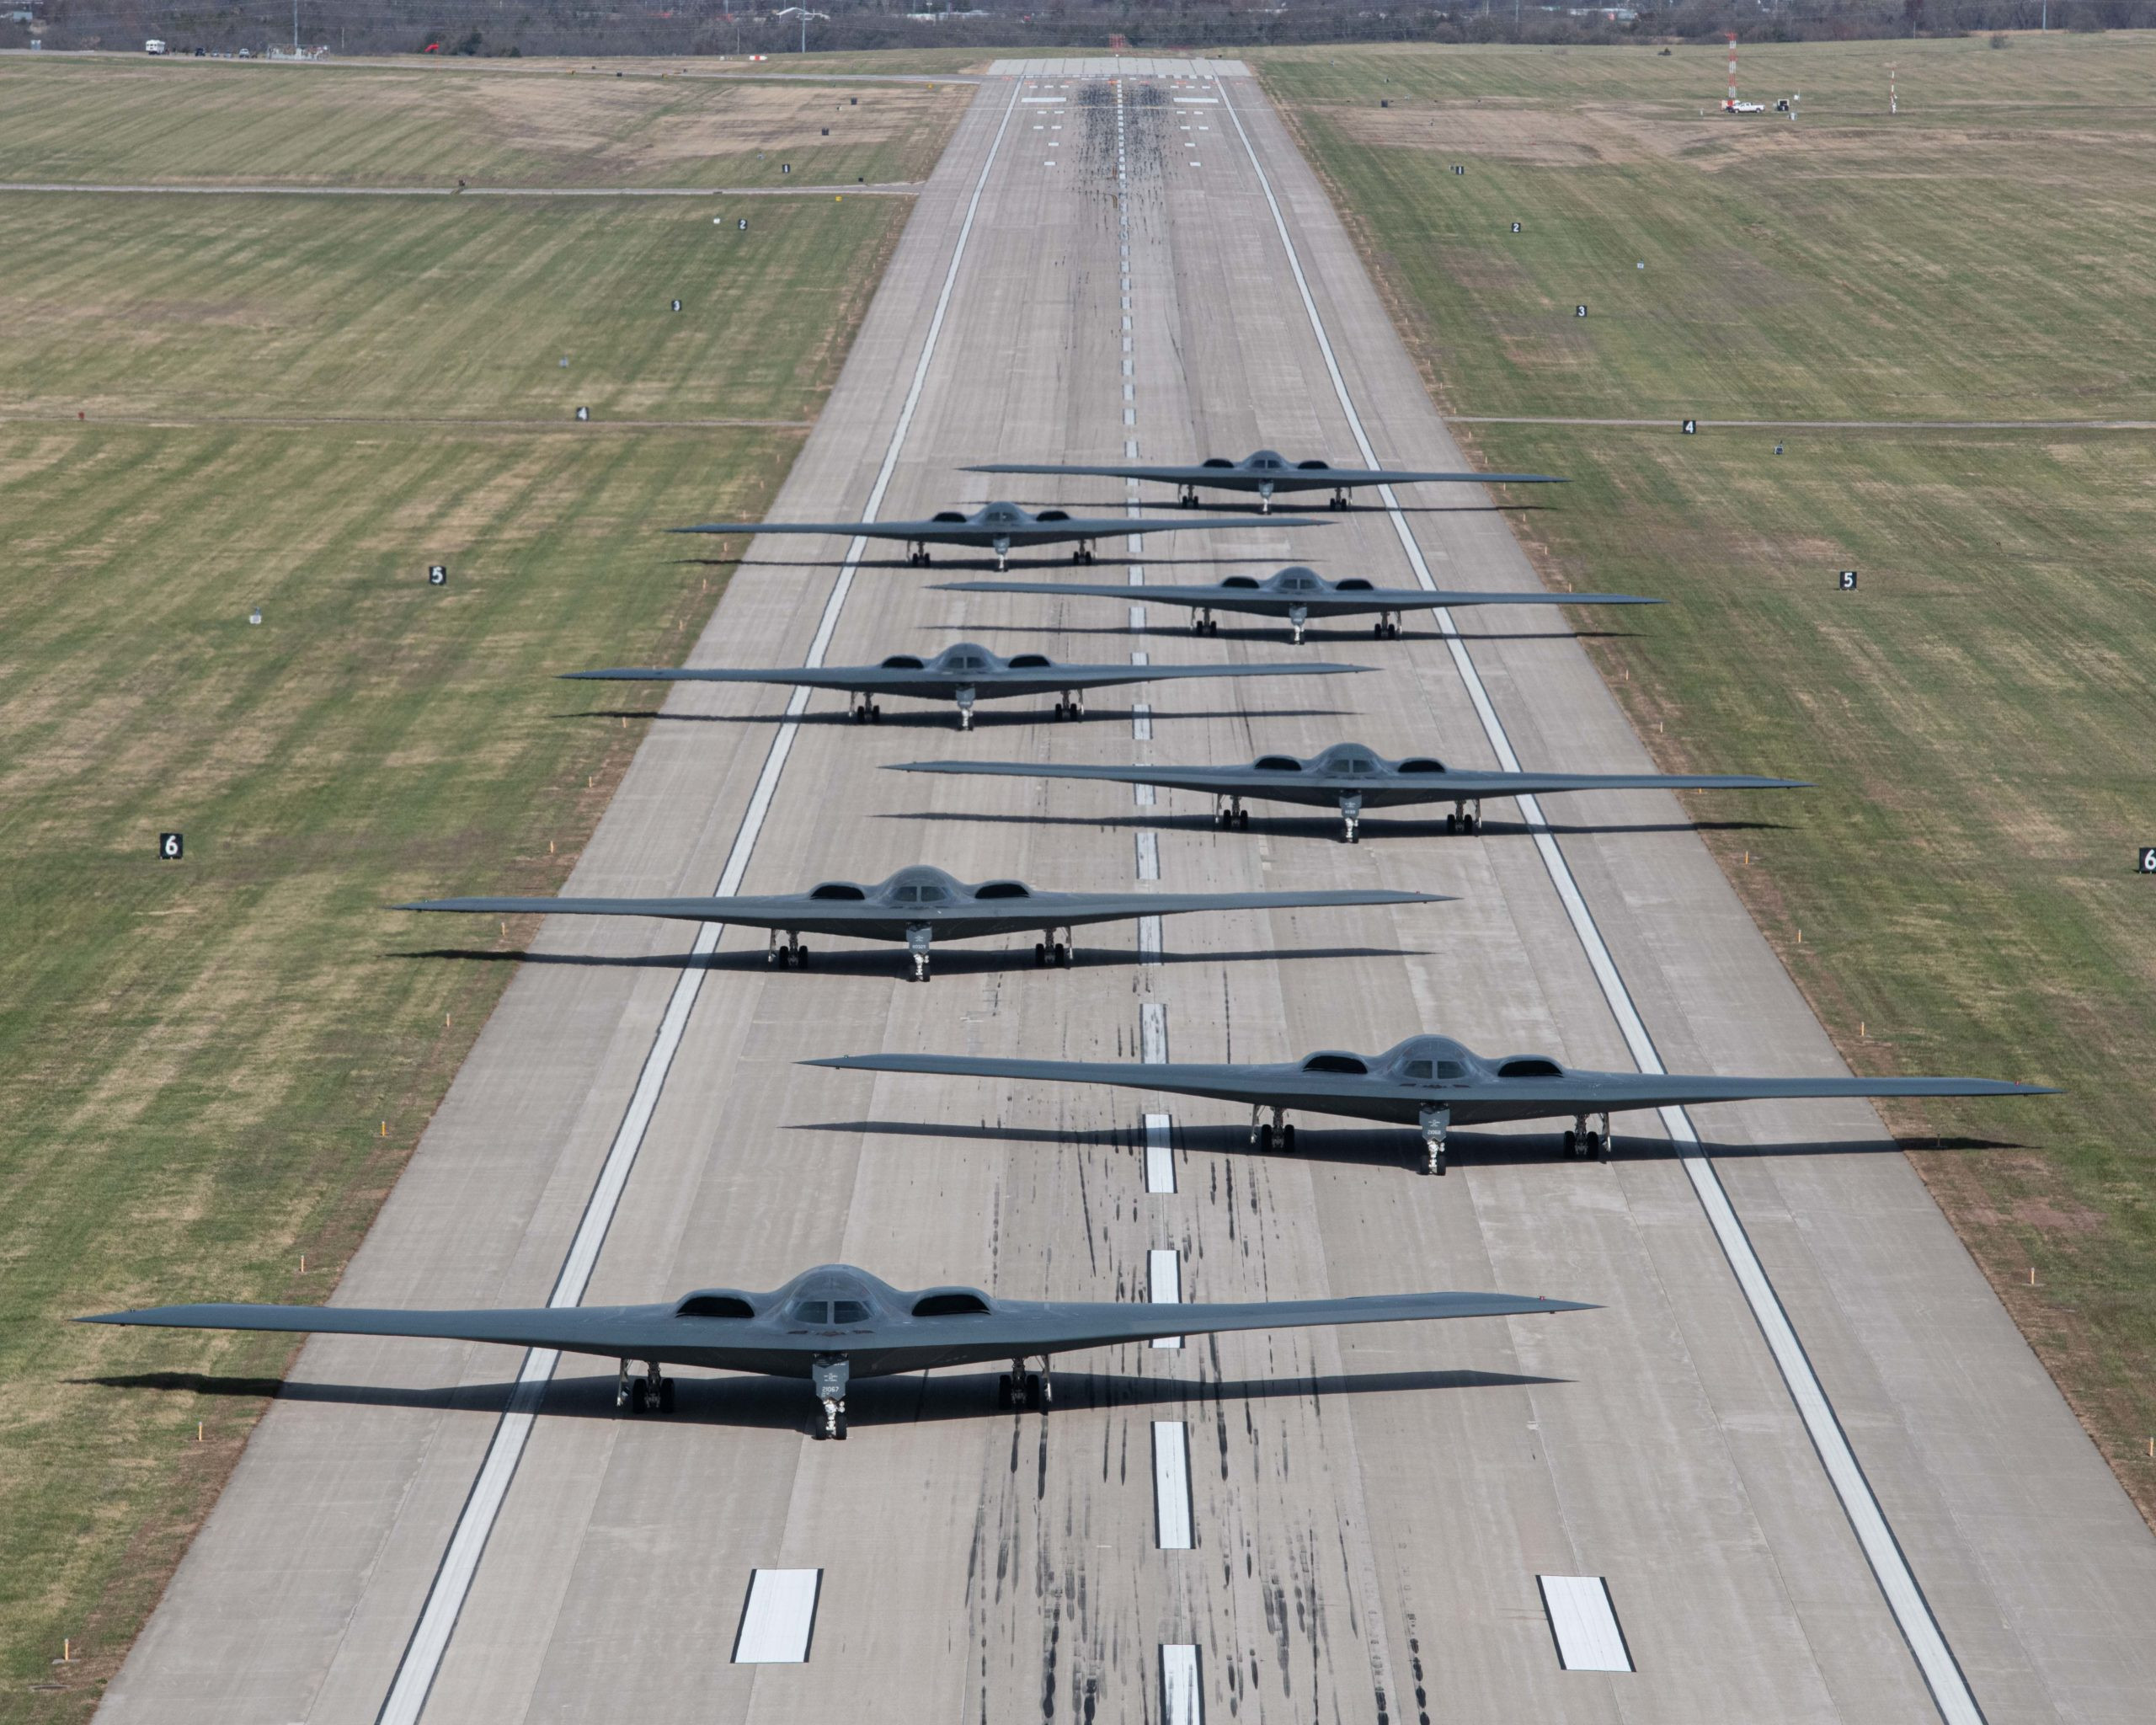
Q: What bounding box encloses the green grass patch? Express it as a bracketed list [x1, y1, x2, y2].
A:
[0, 192, 894, 421]
[0, 57, 967, 187]
[1261, 37, 2156, 1519]
[0, 61, 950, 1719]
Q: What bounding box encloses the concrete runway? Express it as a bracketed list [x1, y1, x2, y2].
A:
[98, 63, 2156, 1725]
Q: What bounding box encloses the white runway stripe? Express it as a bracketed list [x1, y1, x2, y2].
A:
[1144, 1113, 1176, 1193]
[1152, 1422, 1194, 1549]
[732, 1569, 823, 1664]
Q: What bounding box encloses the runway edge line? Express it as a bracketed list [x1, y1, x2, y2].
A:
[370, 75, 1028, 1725]
[1216, 76, 1987, 1725]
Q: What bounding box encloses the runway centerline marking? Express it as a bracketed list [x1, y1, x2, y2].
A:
[368, 75, 1027, 1725]
[1216, 75, 1987, 1725]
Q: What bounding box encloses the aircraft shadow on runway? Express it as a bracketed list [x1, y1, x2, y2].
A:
[802, 1119, 2026, 1169]
[390, 943, 1422, 976]
[561, 706, 1358, 729]
[885, 809, 1792, 841]
[83, 1364, 1563, 1434]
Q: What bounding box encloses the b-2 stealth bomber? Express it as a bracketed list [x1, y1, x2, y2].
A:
[403, 863, 1448, 981]
[939, 564, 1658, 644]
[670, 499, 1323, 571]
[566, 642, 1367, 729]
[891, 740, 1807, 841]
[967, 451, 1563, 511]
[811, 1034, 2057, 1177]
[81, 1262, 1588, 1439]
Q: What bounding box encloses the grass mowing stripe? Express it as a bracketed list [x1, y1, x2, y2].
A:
[1220, 74, 1986, 1725]
[371, 74, 1022, 1725]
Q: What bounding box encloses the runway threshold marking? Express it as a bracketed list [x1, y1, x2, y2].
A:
[1537, 1574, 1633, 1673]
[732, 1568, 824, 1664]
[1216, 77, 1988, 1725]
[368, 75, 1028, 1725]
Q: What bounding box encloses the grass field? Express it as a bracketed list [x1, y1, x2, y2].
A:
[0, 56, 968, 187]
[0, 61, 956, 1721]
[1258, 35, 2156, 1520]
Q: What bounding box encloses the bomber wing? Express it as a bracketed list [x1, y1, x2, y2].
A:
[399, 894, 891, 931]
[1012, 888, 1448, 928]
[937, 580, 1658, 610]
[969, 1289, 1591, 1354]
[77, 1300, 689, 1361]
[808, 1051, 1302, 1111]
[1467, 1071, 2059, 1116]
[889, 760, 1808, 797]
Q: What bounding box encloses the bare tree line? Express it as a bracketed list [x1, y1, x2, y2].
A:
[8, 0, 2148, 59]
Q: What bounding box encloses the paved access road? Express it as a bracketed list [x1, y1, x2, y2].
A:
[97, 58, 2155, 1725]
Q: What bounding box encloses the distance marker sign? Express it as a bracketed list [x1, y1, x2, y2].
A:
[2141, 847, 2156, 874]
[428, 564, 446, 586]
[1839, 569, 1858, 590]
[158, 832, 184, 860]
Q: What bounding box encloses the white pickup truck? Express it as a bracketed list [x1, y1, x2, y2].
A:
[144, 38, 168, 53]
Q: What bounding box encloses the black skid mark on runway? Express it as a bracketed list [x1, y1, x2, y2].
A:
[1041, 1608, 1059, 1720]
[1406, 1626, 1433, 1725]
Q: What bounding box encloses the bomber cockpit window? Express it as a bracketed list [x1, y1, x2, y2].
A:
[790, 1300, 831, 1323]
[1402, 1060, 1433, 1079]
[830, 1300, 871, 1325]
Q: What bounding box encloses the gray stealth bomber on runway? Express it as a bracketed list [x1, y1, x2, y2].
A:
[810, 1034, 2057, 1177]
[939, 564, 1657, 644]
[891, 739, 1807, 841]
[81, 1262, 1588, 1439]
[967, 449, 1564, 511]
[565, 641, 1367, 729]
[402, 862, 1448, 981]
[670, 498, 1324, 570]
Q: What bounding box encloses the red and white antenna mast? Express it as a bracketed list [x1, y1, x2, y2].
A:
[1726, 34, 1739, 110]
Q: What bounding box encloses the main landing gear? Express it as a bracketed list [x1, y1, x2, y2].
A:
[1178, 486, 1201, 509]
[851, 698, 883, 724]
[1214, 796, 1251, 829]
[998, 1358, 1053, 1410]
[1249, 1104, 1296, 1153]
[813, 1355, 850, 1440]
[1051, 692, 1085, 721]
[1418, 1103, 1450, 1177]
[768, 930, 809, 967]
[1561, 1112, 1612, 1162]
[617, 1358, 676, 1416]
[1445, 798, 1482, 835]
[1329, 488, 1352, 510]
[1373, 611, 1403, 639]
[1033, 929, 1073, 966]
[1072, 542, 1098, 565]
[1192, 609, 1219, 635]
[907, 543, 931, 568]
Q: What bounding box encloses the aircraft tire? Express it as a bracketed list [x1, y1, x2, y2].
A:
[1054, 943, 1071, 967]
[833, 1413, 848, 1440]
[659, 1377, 676, 1414]
[1563, 1130, 1577, 1158]
[1258, 1123, 1275, 1153]
[1281, 1124, 1296, 1151]
[1034, 942, 1048, 964]
[1235, 809, 1250, 828]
